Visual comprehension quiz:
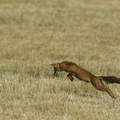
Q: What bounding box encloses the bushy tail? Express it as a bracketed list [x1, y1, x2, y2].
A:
[98, 76, 120, 84]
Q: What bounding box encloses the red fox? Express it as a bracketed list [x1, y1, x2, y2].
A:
[50, 61, 120, 99]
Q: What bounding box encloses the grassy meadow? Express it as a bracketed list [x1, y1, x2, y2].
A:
[0, 0, 120, 120]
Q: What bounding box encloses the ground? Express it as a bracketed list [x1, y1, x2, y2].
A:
[0, 0, 120, 120]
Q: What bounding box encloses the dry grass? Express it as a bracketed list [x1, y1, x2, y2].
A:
[0, 0, 120, 120]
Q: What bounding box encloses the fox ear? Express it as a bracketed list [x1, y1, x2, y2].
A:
[50, 63, 56, 66]
[50, 63, 60, 68]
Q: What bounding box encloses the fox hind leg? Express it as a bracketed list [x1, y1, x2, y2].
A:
[91, 79, 117, 99]
[98, 86, 116, 99]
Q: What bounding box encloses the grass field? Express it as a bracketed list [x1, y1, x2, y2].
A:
[0, 0, 120, 120]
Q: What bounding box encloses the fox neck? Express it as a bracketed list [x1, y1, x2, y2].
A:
[59, 64, 66, 71]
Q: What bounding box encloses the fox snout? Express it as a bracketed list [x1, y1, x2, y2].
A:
[54, 70, 59, 77]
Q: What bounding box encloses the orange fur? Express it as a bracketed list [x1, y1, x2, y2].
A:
[50, 61, 118, 99]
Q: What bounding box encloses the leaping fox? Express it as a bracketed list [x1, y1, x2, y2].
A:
[50, 61, 120, 99]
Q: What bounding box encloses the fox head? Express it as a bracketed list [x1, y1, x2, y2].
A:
[50, 61, 70, 77]
[50, 63, 61, 77]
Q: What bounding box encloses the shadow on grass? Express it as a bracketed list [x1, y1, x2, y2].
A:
[79, 93, 102, 99]
[59, 85, 102, 99]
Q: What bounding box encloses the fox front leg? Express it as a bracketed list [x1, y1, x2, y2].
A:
[67, 72, 74, 81]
